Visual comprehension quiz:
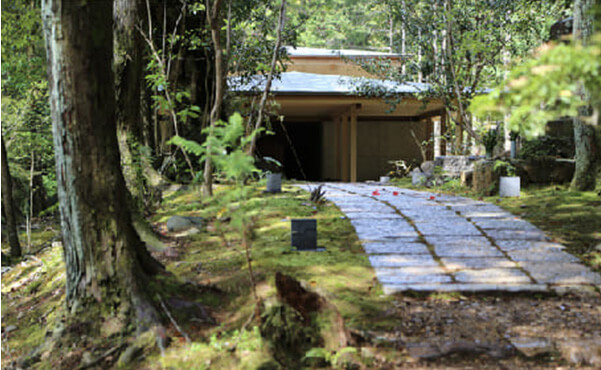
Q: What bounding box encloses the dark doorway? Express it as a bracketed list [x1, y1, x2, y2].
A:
[256, 121, 322, 181]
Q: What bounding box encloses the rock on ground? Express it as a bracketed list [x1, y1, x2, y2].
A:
[166, 216, 203, 232]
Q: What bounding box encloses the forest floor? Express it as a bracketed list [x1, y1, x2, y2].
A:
[1, 180, 600, 369]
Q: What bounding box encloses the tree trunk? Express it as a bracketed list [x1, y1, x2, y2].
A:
[114, 0, 164, 209]
[247, 0, 287, 156]
[572, 118, 599, 190]
[1, 135, 22, 258]
[203, 0, 224, 197]
[42, 0, 162, 331]
[571, 0, 600, 191]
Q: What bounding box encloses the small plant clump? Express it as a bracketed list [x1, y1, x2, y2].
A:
[309, 184, 326, 204]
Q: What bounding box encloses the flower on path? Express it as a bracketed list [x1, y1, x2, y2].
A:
[393, 191, 399, 196]
[372, 190, 380, 196]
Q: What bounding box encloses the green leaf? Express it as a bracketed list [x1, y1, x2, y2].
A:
[167, 136, 204, 156]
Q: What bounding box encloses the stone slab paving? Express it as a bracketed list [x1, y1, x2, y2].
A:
[296, 183, 601, 294]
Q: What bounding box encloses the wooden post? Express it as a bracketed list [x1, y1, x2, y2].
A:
[441, 112, 447, 155]
[334, 116, 341, 180]
[341, 113, 350, 182]
[433, 116, 441, 158]
[425, 117, 434, 160]
[350, 104, 358, 182]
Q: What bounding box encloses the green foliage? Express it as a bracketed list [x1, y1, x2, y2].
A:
[493, 160, 517, 177]
[303, 346, 358, 368]
[170, 112, 261, 184]
[339, 0, 568, 148]
[519, 135, 575, 159]
[2, 81, 55, 217]
[1, 0, 47, 98]
[471, 36, 601, 140]
[482, 129, 499, 157]
[168, 136, 204, 157]
[290, 0, 392, 50]
[2, 0, 55, 217]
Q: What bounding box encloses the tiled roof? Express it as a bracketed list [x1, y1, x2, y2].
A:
[230, 71, 431, 95]
[285, 46, 404, 59]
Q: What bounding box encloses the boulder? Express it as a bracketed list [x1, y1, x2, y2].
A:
[412, 172, 429, 186]
[166, 216, 203, 232]
[433, 155, 484, 177]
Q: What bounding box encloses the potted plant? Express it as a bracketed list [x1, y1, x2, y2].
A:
[494, 160, 520, 197]
[482, 128, 498, 158]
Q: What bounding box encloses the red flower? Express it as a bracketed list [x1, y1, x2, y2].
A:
[372, 190, 380, 196]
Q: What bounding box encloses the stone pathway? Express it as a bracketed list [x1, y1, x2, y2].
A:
[298, 183, 601, 294]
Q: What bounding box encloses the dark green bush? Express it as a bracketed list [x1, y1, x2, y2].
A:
[519, 135, 574, 159]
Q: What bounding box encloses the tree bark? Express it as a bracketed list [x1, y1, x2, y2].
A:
[247, 0, 287, 156]
[203, 0, 224, 197]
[571, 0, 600, 191]
[114, 0, 164, 210]
[42, 0, 162, 331]
[1, 135, 22, 258]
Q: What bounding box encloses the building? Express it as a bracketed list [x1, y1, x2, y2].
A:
[233, 47, 447, 182]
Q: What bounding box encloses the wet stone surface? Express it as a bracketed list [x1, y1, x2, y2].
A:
[296, 183, 601, 294]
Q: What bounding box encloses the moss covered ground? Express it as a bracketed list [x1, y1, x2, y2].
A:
[2, 182, 396, 369]
[2, 178, 600, 368]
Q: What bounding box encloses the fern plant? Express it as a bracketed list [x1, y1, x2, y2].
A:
[169, 112, 263, 317]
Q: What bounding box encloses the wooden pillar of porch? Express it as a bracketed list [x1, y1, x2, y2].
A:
[334, 115, 342, 180]
[425, 117, 434, 160]
[341, 113, 350, 182]
[441, 112, 447, 155]
[350, 104, 358, 183]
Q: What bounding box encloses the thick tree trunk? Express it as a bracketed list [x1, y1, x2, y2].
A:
[1, 135, 22, 258]
[114, 0, 163, 208]
[42, 0, 162, 330]
[571, 118, 599, 190]
[570, 0, 600, 191]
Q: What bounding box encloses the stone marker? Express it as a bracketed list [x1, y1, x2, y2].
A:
[265, 173, 282, 193]
[291, 219, 318, 250]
